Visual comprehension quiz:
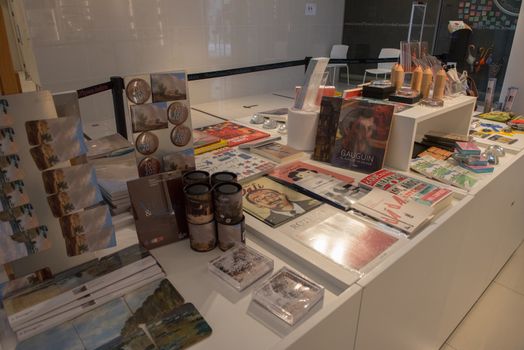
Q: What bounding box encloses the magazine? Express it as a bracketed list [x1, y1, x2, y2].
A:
[292, 213, 399, 271]
[410, 155, 479, 191]
[250, 142, 304, 163]
[242, 176, 322, 227]
[194, 121, 270, 147]
[196, 147, 276, 183]
[313, 97, 394, 174]
[269, 161, 367, 210]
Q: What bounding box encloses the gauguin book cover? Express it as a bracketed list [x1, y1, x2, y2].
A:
[314, 97, 394, 174]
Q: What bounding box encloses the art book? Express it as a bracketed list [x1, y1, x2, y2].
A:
[193, 129, 228, 155]
[195, 121, 270, 147]
[410, 155, 479, 191]
[16, 278, 212, 349]
[269, 161, 367, 210]
[13, 264, 163, 334]
[313, 97, 394, 174]
[3, 244, 152, 328]
[352, 188, 434, 235]
[292, 213, 399, 271]
[196, 147, 276, 183]
[250, 142, 305, 163]
[242, 176, 322, 228]
[359, 168, 453, 213]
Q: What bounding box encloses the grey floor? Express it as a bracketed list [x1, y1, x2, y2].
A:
[440, 240, 524, 350]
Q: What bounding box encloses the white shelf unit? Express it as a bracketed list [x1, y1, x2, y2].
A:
[385, 95, 477, 171]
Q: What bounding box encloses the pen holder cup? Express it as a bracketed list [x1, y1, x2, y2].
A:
[287, 108, 319, 151]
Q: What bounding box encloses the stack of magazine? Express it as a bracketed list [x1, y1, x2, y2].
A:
[2, 245, 212, 349]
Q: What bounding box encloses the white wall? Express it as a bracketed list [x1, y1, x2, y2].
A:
[500, 1, 524, 113]
[21, 0, 345, 122]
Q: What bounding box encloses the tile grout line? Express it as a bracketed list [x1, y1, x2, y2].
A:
[444, 342, 459, 350]
[494, 280, 524, 298]
[442, 278, 500, 349]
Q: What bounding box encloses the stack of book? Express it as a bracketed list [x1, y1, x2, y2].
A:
[3, 245, 212, 349]
[193, 129, 227, 155]
[359, 168, 453, 213]
[194, 121, 270, 147]
[421, 130, 470, 152]
[352, 188, 434, 235]
[454, 141, 494, 173]
[90, 153, 138, 215]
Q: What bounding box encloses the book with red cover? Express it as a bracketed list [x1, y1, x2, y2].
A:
[352, 188, 434, 235]
[269, 161, 366, 210]
[359, 168, 453, 213]
[193, 129, 221, 148]
[195, 121, 270, 147]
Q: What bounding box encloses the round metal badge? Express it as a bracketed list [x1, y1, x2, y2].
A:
[137, 156, 161, 177]
[126, 78, 151, 104]
[167, 102, 189, 125]
[135, 131, 159, 155]
[170, 125, 192, 147]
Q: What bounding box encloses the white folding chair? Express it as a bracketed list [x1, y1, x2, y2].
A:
[327, 45, 350, 86]
[363, 48, 400, 83]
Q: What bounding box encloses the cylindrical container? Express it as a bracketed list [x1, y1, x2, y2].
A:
[184, 183, 214, 224]
[217, 216, 246, 251]
[421, 67, 433, 99]
[188, 220, 216, 252]
[287, 108, 319, 151]
[210, 172, 238, 187]
[483, 78, 497, 113]
[213, 182, 243, 225]
[411, 65, 423, 92]
[183, 170, 210, 186]
[433, 68, 447, 100]
[393, 64, 405, 91]
[390, 63, 398, 82]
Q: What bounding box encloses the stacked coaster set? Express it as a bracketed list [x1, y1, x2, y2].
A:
[453, 142, 505, 173]
[183, 170, 245, 252]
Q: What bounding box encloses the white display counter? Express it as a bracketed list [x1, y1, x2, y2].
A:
[2, 92, 523, 350]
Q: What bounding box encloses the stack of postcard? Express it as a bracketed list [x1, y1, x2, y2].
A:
[86, 133, 134, 160]
[90, 152, 138, 215]
[2, 244, 212, 349]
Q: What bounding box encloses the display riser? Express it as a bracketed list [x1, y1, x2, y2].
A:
[385, 95, 476, 171]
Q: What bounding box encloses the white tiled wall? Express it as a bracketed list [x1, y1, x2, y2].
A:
[22, 0, 345, 123]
